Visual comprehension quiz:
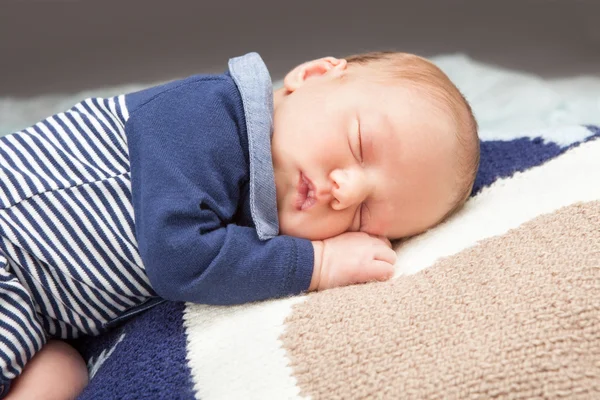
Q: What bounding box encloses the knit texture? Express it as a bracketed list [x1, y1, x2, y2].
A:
[281, 200, 600, 399]
[73, 301, 194, 400]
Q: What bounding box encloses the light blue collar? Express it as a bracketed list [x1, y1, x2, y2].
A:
[228, 52, 279, 240]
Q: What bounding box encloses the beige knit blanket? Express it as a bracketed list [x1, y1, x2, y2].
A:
[282, 200, 599, 399]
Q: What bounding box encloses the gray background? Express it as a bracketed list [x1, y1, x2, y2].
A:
[1, 0, 599, 97]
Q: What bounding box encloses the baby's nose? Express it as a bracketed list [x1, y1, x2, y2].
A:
[329, 168, 368, 210]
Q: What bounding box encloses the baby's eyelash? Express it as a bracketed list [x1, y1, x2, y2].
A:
[357, 121, 363, 161]
[358, 203, 365, 229]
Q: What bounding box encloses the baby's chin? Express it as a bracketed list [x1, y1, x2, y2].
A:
[278, 224, 321, 241]
[278, 215, 345, 241]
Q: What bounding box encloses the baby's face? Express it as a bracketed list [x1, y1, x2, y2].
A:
[271, 60, 459, 241]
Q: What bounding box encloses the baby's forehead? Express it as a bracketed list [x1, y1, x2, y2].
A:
[376, 86, 459, 135]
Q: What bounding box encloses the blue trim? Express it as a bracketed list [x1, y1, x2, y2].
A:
[228, 53, 279, 240]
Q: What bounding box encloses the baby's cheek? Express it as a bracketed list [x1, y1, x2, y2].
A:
[310, 214, 353, 241]
[278, 214, 331, 241]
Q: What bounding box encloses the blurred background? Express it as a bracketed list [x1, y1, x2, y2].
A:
[1, 0, 599, 96]
[1, 0, 599, 134]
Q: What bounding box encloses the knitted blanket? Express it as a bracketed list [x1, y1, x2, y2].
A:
[73, 125, 600, 399]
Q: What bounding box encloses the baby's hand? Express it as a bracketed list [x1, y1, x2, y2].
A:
[310, 232, 396, 291]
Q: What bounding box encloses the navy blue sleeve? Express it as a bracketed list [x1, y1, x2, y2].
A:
[125, 76, 314, 305]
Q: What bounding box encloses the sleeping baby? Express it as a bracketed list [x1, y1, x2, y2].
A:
[0, 51, 479, 399]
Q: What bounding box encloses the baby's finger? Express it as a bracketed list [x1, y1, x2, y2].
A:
[373, 245, 397, 265]
[365, 260, 395, 282]
[371, 235, 392, 248]
[350, 259, 393, 284]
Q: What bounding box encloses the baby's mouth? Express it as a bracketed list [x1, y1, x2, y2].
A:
[295, 172, 316, 211]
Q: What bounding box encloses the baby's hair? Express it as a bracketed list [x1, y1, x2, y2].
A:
[345, 51, 480, 225]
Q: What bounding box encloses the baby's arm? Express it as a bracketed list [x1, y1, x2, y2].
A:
[126, 82, 314, 305]
[310, 233, 396, 291]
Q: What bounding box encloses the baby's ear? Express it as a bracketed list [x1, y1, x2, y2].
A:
[283, 57, 347, 92]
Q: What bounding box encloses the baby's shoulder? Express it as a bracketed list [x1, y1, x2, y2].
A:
[125, 73, 241, 119]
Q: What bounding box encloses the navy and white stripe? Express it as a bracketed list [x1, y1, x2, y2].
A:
[0, 96, 155, 385]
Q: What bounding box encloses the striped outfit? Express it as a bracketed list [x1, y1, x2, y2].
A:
[0, 53, 314, 396]
[0, 95, 160, 392]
